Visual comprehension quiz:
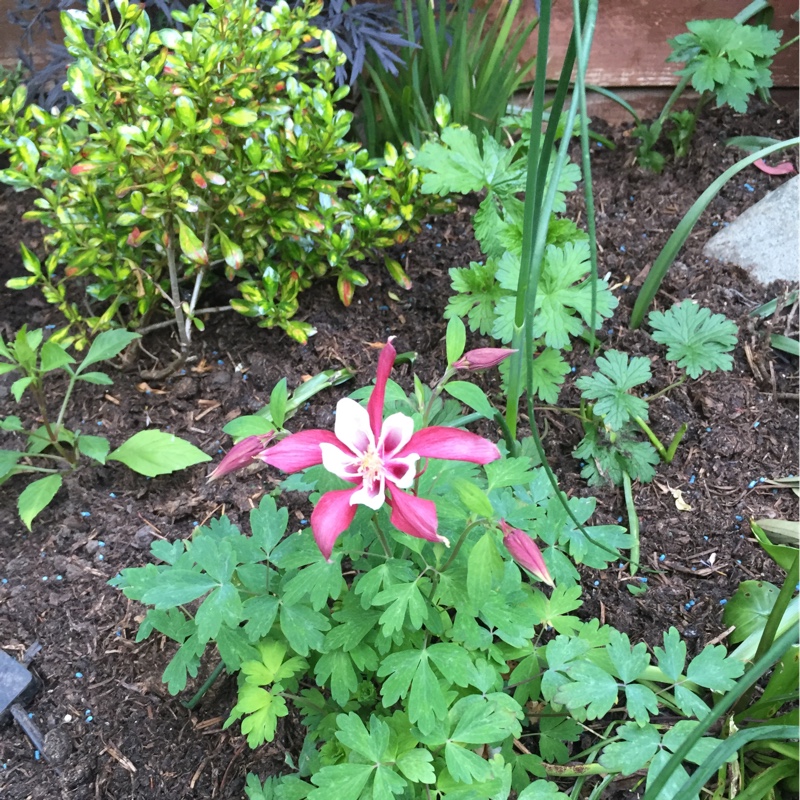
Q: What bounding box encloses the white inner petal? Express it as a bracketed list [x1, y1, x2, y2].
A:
[334, 397, 373, 455]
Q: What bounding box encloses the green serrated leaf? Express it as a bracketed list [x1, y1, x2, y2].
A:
[648, 302, 737, 378]
[108, 430, 210, 476]
[76, 434, 110, 464]
[576, 350, 651, 430]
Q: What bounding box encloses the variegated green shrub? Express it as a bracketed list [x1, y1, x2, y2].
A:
[0, 0, 430, 352]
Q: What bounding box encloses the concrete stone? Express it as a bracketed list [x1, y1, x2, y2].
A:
[703, 175, 799, 285]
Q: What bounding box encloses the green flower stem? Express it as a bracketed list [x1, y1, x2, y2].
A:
[492, 410, 517, 456]
[664, 423, 688, 463]
[371, 516, 393, 558]
[622, 471, 640, 576]
[54, 368, 82, 438]
[439, 519, 484, 574]
[165, 217, 190, 357]
[181, 660, 225, 710]
[633, 416, 669, 462]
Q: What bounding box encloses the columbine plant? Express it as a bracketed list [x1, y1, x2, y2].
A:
[113, 330, 749, 798]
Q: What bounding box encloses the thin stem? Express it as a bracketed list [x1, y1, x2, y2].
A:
[440, 519, 485, 573]
[645, 375, 687, 402]
[776, 34, 799, 54]
[622, 470, 640, 576]
[10, 464, 63, 474]
[633, 416, 668, 462]
[54, 369, 80, 434]
[664, 423, 688, 463]
[492, 410, 517, 456]
[182, 661, 225, 710]
[371, 516, 393, 558]
[165, 218, 191, 357]
[136, 305, 234, 336]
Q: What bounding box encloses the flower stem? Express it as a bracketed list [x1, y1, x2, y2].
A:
[622, 470, 640, 576]
[633, 416, 669, 462]
[371, 516, 392, 558]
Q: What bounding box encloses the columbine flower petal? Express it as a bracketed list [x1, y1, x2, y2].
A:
[334, 397, 373, 455]
[500, 519, 554, 587]
[379, 412, 415, 456]
[388, 489, 449, 546]
[261, 429, 340, 473]
[319, 442, 361, 482]
[402, 427, 501, 465]
[311, 488, 359, 561]
[367, 337, 395, 438]
[208, 432, 275, 482]
[454, 348, 517, 371]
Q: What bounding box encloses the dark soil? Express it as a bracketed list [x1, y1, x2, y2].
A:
[1, 102, 798, 799]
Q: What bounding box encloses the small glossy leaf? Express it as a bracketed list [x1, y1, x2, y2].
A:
[108, 430, 210, 476]
[18, 474, 62, 530]
[79, 329, 140, 369]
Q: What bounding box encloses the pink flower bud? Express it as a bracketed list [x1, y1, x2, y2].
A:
[208, 432, 275, 482]
[453, 348, 517, 371]
[499, 519, 554, 587]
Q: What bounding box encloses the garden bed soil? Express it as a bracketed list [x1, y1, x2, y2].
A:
[1, 102, 798, 799]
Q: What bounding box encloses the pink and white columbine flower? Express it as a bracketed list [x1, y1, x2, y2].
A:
[242, 338, 500, 560]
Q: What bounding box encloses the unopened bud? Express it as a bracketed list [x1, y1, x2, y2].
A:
[453, 348, 517, 371]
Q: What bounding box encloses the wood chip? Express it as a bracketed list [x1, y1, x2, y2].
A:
[103, 394, 120, 405]
[101, 740, 136, 773]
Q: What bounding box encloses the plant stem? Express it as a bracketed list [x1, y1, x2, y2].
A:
[11, 464, 63, 474]
[633, 416, 669, 462]
[543, 762, 608, 778]
[622, 471, 640, 576]
[371, 516, 393, 558]
[182, 661, 225, 710]
[54, 369, 81, 434]
[165, 218, 191, 358]
[136, 305, 233, 335]
[664, 423, 688, 463]
[645, 375, 687, 402]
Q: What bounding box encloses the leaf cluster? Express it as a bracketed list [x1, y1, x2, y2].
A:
[0, 0, 435, 346]
[415, 121, 616, 405]
[668, 19, 781, 113]
[1, 325, 209, 528]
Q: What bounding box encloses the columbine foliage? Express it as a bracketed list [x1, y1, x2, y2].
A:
[414, 117, 617, 404]
[0, 326, 209, 528]
[0, 0, 432, 352]
[114, 336, 750, 798]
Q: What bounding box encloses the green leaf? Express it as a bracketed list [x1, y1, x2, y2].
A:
[395, 747, 435, 784]
[723, 580, 781, 644]
[335, 713, 387, 761]
[269, 378, 288, 429]
[685, 643, 744, 692]
[40, 340, 75, 372]
[226, 684, 289, 747]
[467, 533, 504, 612]
[195, 583, 243, 643]
[77, 371, 115, 385]
[11, 376, 34, 402]
[223, 108, 259, 127]
[554, 660, 619, 720]
[139, 570, 217, 608]
[653, 627, 686, 681]
[0, 448, 23, 479]
[76, 434, 110, 464]
[485, 456, 536, 490]
[162, 634, 204, 694]
[177, 220, 208, 265]
[315, 650, 358, 706]
[223, 415, 276, 440]
[445, 741, 493, 784]
[648, 302, 738, 378]
[108, 430, 210, 476]
[450, 694, 523, 744]
[79, 330, 140, 370]
[279, 603, 330, 656]
[607, 629, 651, 684]
[18, 474, 62, 529]
[600, 722, 661, 774]
[444, 381, 496, 420]
[530, 347, 570, 405]
[373, 581, 429, 636]
[576, 350, 651, 430]
[308, 764, 373, 800]
[750, 520, 798, 572]
[518, 780, 572, 800]
[446, 316, 466, 365]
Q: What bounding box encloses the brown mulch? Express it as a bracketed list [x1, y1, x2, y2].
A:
[0, 101, 798, 799]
